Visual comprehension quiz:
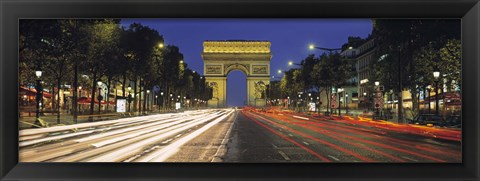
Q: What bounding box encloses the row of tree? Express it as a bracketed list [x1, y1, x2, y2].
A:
[20, 19, 213, 122]
[269, 19, 461, 121]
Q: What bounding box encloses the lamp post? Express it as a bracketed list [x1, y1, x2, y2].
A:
[374, 81, 380, 117]
[363, 92, 367, 111]
[160, 91, 164, 111]
[35, 70, 43, 121]
[433, 71, 440, 116]
[337, 88, 344, 116]
[170, 93, 174, 110]
[345, 93, 349, 115]
[127, 86, 132, 112]
[287, 96, 290, 109]
[155, 95, 158, 110]
[78, 86, 82, 114]
[97, 81, 103, 114]
[146, 90, 150, 112]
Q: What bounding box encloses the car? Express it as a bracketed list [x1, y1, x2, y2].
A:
[408, 114, 444, 127]
[443, 115, 461, 128]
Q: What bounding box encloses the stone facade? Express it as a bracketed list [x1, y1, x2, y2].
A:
[202, 40, 271, 107]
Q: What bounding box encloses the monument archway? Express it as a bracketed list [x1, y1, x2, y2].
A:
[202, 40, 272, 107]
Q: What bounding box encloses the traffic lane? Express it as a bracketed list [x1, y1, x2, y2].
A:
[253, 111, 461, 162]
[267, 113, 460, 162]
[159, 110, 237, 162]
[20, 112, 216, 162]
[19, 110, 227, 162]
[291, 115, 461, 162]
[245, 111, 382, 162]
[224, 111, 328, 162]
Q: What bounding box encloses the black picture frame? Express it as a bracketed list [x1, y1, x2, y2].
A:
[1, 0, 479, 180]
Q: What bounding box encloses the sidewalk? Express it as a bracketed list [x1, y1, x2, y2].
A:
[286, 107, 412, 124]
[18, 110, 176, 130]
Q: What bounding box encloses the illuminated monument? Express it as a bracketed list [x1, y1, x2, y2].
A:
[202, 40, 272, 107]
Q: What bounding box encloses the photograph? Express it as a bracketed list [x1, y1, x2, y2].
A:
[18, 18, 462, 163]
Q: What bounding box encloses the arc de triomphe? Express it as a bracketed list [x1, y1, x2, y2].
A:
[202, 40, 272, 107]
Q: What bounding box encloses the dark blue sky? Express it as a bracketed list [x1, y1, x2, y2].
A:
[121, 19, 372, 106]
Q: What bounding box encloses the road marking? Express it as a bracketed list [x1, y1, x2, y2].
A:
[161, 139, 173, 144]
[211, 111, 238, 162]
[328, 155, 340, 161]
[303, 141, 310, 145]
[271, 144, 279, 149]
[136, 110, 234, 162]
[293, 116, 309, 120]
[401, 156, 419, 162]
[278, 150, 291, 160]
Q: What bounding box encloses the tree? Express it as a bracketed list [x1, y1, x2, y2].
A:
[439, 39, 461, 91]
[373, 19, 460, 122]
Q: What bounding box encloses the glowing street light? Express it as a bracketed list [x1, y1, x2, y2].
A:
[375, 81, 380, 86]
[433, 71, 441, 115]
[35, 70, 43, 78]
[277, 70, 282, 74]
[158, 42, 164, 48]
[288, 61, 293, 66]
[34, 69, 43, 120]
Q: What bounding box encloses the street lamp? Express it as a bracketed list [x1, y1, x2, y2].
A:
[308, 44, 342, 54]
[337, 88, 344, 116]
[78, 86, 82, 113]
[277, 70, 282, 74]
[345, 93, 349, 114]
[375, 81, 380, 86]
[97, 81, 103, 114]
[147, 90, 150, 112]
[127, 86, 132, 112]
[35, 69, 43, 120]
[158, 42, 164, 48]
[433, 71, 440, 115]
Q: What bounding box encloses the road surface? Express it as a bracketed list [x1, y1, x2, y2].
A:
[19, 108, 461, 162]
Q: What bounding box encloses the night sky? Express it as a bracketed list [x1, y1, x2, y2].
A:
[121, 19, 372, 106]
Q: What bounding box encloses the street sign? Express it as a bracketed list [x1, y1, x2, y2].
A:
[116, 99, 126, 112]
[331, 94, 337, 108]
[309, 102, 316, 112]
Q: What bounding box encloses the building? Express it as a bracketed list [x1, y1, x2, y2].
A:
[355, 38, 377, 111]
